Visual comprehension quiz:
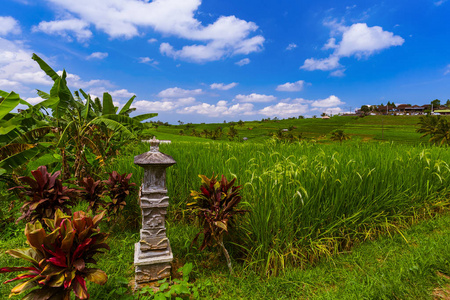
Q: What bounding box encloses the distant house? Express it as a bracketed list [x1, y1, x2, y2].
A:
[405, 105, 425, 114]
[322, 115, 330, 119]
[434, 109, 450, 115]
[396, 104, 411, 113]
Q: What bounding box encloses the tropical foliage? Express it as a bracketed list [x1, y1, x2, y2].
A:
[102, 171, 136, 216]
[0, 209, 108, 299]
[330, 129, 351, 142]
[79, 176, 106, 213]
[0, 53, 157, 178]
[11, 165, 77, 224]
[190, 174, 247, 274]
[416, 115, 450, 145]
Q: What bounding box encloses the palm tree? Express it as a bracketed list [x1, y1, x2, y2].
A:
[417, 115, 450, 146]
[330, 130, 350, 143]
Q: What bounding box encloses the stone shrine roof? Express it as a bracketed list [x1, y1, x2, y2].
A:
[134, 137, 176, 167]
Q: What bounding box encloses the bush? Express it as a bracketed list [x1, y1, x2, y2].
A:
[189, 174, 247, 275]
[11, 166, 78, 224]
[0, 209, 109, 299]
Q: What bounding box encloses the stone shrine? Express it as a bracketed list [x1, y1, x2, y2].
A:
[134, 137, 176, 289]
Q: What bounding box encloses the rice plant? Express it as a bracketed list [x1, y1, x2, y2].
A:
[156, 140, 450, 274]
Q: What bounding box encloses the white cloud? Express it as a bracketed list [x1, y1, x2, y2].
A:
[301, 56, 341, 71]
[177, 100, 254, 117]
[157, 87, 203, 98]
[138, 57, 159, 66]
[0, 79, 20, 89]
[434, 0, 447, 6]
[175, 97, 196, 105]
[444, 64, 450, 75]
[0, 38, 53, 88]
[323, 107, 343, 115]
[132, 100, 177, 112]
[177, 101, 227, 116]
[301, 22, 404, 72]
[133, 100, 178, 112]
[210, 82, 238, 90]
[0, 16, 21, 36]
[225, 103, 254, 115]
[109, 89, 134, 98]
[276, 80, 307, 92]
[32, 19, 92, 42]
[286, 43, 297, 50]
[259, 102, 309, 118]
[311, 95, 344, 108]
[25, 96, 45, 105]
[235, 58, 250, 66]
[87, 52, 108, 60]
[330, 69, 346, 77]
[57, 71, 112, 89]
[43, 0, 264, 62]
[292, 98, 313, 104]
[132, 96, 196, 112]
[336, 23, 404, 58]
[234, 93, 276, 103]
[148, 38, 158, 43]
[323, 38, 338, 50]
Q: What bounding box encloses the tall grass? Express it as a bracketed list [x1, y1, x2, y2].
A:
[109, 140, 450, 274]
[158, 141, 450, 273]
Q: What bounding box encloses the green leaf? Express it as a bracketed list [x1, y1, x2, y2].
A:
[119, 95, 136, 115]
[102, 92, 115, 115]
[154, 293, 167, 300]
[91, 117, 136, 140]
[6, 249, 39, 266]
[0, 91, 20, 121]
[159, 282, 169, 292]
[32, 53, 59, 81]
[180, 263, 193, 281]
[0, 145, 42, 171]
[132, 113, 158, 123]
[36, 89, 50, 100]
[0, 143, 35, 161]
[102, 114, 142, 127]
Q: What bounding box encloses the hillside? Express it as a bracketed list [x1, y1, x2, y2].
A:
[142, 115, 448, 144]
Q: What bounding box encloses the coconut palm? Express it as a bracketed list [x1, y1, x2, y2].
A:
[330, 129, 351, 143]
[416, 115, 450, 146]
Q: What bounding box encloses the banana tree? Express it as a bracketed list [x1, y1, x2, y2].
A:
[0, 90, 53, 172]
[31, 54, 157, 179]
[1, 54, 157, 178]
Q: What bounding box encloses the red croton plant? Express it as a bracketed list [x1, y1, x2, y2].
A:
[103, 171, 136, 215]
[11, 166, 77, 224]
[190, 174, 247, 275]
[0, 209, 109, 299]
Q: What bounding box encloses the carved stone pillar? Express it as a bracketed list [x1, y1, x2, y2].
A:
[134, 137, 176, 289]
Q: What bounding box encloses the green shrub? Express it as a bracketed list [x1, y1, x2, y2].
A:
[0, 209, 109, 299]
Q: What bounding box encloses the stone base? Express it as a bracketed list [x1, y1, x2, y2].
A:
[134, 242, 173, 290]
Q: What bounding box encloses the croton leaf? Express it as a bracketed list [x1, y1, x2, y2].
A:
[214, 221, 228, 232]
[84, 268, 107, 285]
[25, 223, 46, 252]
[10, 278, 38, 296]
[4, 249, 40, 267]
[71, 275, 88, 300]
[4, 274, 36, 284]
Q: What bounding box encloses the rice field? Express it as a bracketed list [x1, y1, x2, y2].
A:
[113, 140, 450, 274]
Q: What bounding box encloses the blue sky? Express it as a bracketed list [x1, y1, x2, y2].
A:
[1, 0, 449, 123]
